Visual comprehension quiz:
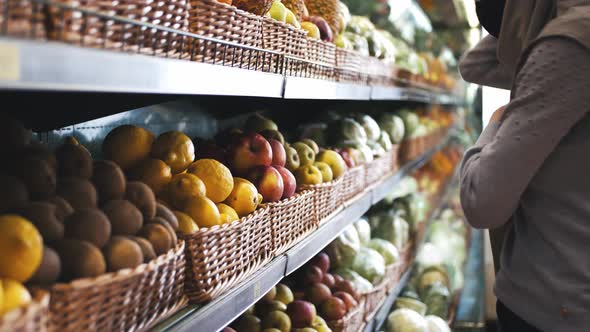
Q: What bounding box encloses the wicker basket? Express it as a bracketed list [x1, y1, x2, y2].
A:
[49, 241, 187, 332]
[45, 0, 190, 57]
[188, 0, 265, 69]
[261, 17, 305, 57]
[395, 68, 413, 87]
[0, 0, 46, 39]
[327, 302, 365, 332]
[335, 48, 364, 84]
[400, 137, 421, 162]
[339, 165, 365, 205]
[400, 242, 414, 272]
[390, 144, 400, 172]
[0, 290, 49, 332]
[300, 177, 342, 225]
[302, 37, 336, 80]
[384, 262, 403, 292]
[183, 206, 272, 303]
[267, 190, 317, 256]
[361, 279, 388, 321]
[364, 152, 392, 186]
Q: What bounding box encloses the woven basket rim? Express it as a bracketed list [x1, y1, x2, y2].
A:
[51, 240, 185, 291]
[299, 177, 343, 190]
[181, 205, 269, 236]
[263, 189, 313, 208]
[0, 288, 49, 323]
[327, 300, 363, 324]
[188, 0, 263, 22]
[261, 16, 306, 34]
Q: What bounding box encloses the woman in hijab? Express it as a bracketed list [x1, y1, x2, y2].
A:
[459, 1, 590, 331]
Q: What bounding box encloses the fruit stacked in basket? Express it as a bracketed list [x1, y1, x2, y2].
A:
[0, 117, 186, 331]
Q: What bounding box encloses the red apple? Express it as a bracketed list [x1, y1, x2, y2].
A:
[322, 273, 335, 289]
[333, 274, 344, 285]
[320, 296, 347, 321]
[286, 300, 316, 328]
[303, 265, 323, 285]
[247, 166, 284, 203]
[193, 138, 227, 163]
[306, 283, 332, 306]
[269, 139, 286, 167]
[310, 252, 330, 274]
[228, 133, 273, 175]
[338, 148, 356, 168]
[275, 165, 296, 199]
[333, 291, 358, 311]
[335, 279, 359, 301]
[215, 128, 243, 148]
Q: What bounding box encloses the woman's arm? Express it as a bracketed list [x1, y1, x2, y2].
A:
[460, 38, 590, 229]
[458, 35, 514, 89]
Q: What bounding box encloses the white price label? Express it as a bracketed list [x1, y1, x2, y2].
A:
[0, 43, 20, 81]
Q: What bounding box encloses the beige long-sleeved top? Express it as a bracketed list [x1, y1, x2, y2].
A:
[460, 37, 590, 331]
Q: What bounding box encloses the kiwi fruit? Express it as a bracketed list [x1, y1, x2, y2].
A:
[102, 199, 143, 235]
[128, 236, 157, 263]
[29, 246, 61, 285]
[57, 177, 98, 210]
[64, 208, 111, 248]
[55, 139, 93, 179]
[20, 202, 64, 243]
[47, 196, 74, 221]
[12, 156, 56, 200]
[125, 181, 156, 220]
[0, 174, 28, 213]
[138, 223, 172, 255]
[0, 116, 32, 152]
[148, 217, 178, 247]
[54, 239, 106, 280]
[155, 203, 179, 230]
[92, 160, 126, 203]
[102, 236, 144, 272]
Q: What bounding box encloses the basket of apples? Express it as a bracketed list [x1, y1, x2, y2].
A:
[261, 0, 307, 59]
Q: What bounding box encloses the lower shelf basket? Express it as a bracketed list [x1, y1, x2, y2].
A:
[49, 241, 187, 332]
[327, 300, 365, 332]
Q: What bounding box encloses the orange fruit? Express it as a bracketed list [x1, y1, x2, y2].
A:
[182, 196, 221, 228]
[151, 131, 195, 174]
[102, 125, 155, 170]
[128, 158, 172, 194]
[216, 203, 239, 223]
[224, 178, 261, 217]
[0, 215, 43, 282]
[167, 173, 207, 209]
[187, 159, 234, 203]
[173, 211, 199, 234]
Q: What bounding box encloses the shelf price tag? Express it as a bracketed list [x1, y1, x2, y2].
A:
[0, 43, 20, 81]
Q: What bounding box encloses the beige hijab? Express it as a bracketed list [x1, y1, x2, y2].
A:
[497, 0, 590, 75]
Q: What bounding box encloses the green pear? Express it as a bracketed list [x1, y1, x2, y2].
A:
[285, 9, 301, 28]
[269, 1, 288, 22]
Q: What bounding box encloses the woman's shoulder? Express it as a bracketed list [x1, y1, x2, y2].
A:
[525, 36, 590, 67]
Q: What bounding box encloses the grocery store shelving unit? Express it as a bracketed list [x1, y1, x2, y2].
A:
[150, 138, 451, 332]
[0, 38, 461, 103]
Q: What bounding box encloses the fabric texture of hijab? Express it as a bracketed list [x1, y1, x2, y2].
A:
[497, 0, 590, 75]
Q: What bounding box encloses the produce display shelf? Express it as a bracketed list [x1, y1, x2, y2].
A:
[149, 139, 450, 332]
[0, 38, 462, 104]
[364, 167, 461, 332]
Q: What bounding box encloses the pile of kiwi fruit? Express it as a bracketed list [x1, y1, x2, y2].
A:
[0, 118, 180, 286]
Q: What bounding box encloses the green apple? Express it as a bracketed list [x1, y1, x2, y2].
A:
[284, 144, 301, 171]
[294, 165, 322, 185]
[301, 22, 320, 39]
[245, 113, 278, 133]
[275, 283, 294, 305]
[285, 9, 301, 28]
[269, 0, 288, 22]
[262, 310, 291, 332]
[300, 138, 319, 154]
[316, 150, 347, 179]
[292, 142, 316, 166]
[314, 162, 333, 182]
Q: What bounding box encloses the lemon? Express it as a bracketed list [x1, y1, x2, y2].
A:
[167, 173, 207, 209]
[151, 131, 195, 174]
[182, 196, 221, 228]
[129, 158, 172, 194]
[216, 203, 239, 223]
[187, 159, 234, 203]
[0, 279, 31, 315]
[173, 210, 199, 234]
[0, 215, 43, 283]
[102, 125, 155, 170]
[224, 178, 261, 217]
